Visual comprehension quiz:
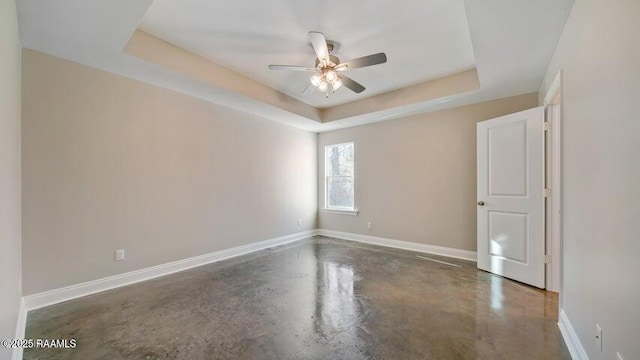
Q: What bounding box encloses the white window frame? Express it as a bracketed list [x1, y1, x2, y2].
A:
[323, 142, 358, 215]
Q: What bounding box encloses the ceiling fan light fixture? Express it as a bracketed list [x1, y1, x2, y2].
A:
[317, 80, 329, 92]
[310, 74, 322, 87]
[331, 79, 342, 91]
[325, 69, 337, 82]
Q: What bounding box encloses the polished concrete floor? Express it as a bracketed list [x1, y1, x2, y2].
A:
[25, 236, 570, 359]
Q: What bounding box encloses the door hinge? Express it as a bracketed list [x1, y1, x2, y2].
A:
[544, 255, 552, 264]
[543, 121, 550, 131]
[543, 188, 551, 197]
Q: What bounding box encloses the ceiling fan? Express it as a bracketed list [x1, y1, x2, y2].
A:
[268, 31, 387, 96]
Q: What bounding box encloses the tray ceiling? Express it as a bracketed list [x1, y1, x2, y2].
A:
[138, 0, 477, 108]
[16, 0, 575, 132]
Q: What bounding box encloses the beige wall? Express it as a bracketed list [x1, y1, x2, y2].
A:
[317, 93, 538, 251]
[539, 0, 640, 358]
[21, 49, 318, 295]
[0, 0, 22, 355]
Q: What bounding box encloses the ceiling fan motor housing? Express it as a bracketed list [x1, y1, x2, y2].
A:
[315, 54, 340, 68]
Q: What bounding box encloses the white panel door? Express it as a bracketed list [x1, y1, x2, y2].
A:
[477, 107, 545, 288]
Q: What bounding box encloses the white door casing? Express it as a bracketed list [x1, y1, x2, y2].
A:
[544, 69, 563, 296]
[477, 107, 545, 288]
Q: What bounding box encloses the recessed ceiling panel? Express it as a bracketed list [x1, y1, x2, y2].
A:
[139, 0, 476, 108]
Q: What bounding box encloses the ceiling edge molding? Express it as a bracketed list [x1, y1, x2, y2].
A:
[125, 30, 323, 123]
[125, 29, 482, 129]
[321, 68, 480, 123]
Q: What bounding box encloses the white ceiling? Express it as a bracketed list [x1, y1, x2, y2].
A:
[16, 0, 575, 132]
[138, 0, 477, 108]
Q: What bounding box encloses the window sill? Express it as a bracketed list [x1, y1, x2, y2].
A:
[321, 208, 359, 216]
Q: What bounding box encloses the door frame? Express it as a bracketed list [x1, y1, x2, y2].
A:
[543, 70, 564, 303]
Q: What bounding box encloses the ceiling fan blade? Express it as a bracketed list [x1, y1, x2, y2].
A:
[336, 53, 387, 70]
[301, 83, 315, 95]
[338, 74, 365, 93]
[268, 65, 316, 71]
[308, 31, 329, 63]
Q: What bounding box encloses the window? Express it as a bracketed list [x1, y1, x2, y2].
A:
[325, 142, 355, 210]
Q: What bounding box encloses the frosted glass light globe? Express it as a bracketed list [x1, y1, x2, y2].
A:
[318, 81, 329, 92]
[325, 70, 337, 82]
[310, 74, 322, 87]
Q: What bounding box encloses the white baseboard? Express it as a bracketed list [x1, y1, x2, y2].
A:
[15, 229, 583, 360]
[558, 308, 589, 360]
[317, 229, 477, 261]
[12, 298, 26, 360]
[24, 230, 317, 311]
[23, 229, 473, 312]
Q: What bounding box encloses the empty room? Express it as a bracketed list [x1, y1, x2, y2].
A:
[1, 0, 638, 359]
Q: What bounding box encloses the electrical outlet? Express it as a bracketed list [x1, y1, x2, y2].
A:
[297, 218, 302, 227]
[367, 222, 372, 229]
[595, 324, 603, 351]
[115, 249, 125, 261]
[616, 352, 624, 360]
